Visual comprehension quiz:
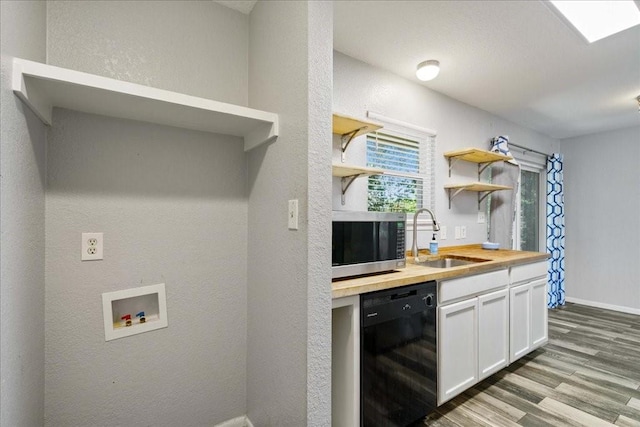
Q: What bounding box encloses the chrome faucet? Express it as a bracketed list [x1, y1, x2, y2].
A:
[412, 208, 440, 260]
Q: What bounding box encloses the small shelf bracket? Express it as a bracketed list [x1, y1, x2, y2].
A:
[477, 162, 492, 180]
[340, 174, 364, 205]
[445, 187, 468, 209]
[340, 127, 368, 162]
[477, 190, 500, 210]
[447, 157, 462, 177]
[445, 187, 505, 210]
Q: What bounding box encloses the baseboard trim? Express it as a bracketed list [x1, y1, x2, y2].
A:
[215, 416, 254, 427]
[565, 297, 640, 315]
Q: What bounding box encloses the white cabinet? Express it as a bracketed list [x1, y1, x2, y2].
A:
[509, 262, 548, 363]
[509, 283, 532, 361]
[438, 298, 478, 405]
[331, 296, 360, 427]
[478, 289, 509, 380]
[531, 278, 549, 348]
[437, 269, 509, 405]
[330, 259, 548, 419]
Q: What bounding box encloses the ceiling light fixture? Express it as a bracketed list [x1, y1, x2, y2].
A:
[547, 0, 640, 43]
[416, 60, 440, 81]
[637, 95, 640, 112]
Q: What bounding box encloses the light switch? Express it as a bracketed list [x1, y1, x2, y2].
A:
[288, 199, 298, 230]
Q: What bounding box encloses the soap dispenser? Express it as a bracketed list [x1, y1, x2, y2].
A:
[429, 233, 438, 255]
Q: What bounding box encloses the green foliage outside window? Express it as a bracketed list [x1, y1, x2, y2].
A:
[368, 175, 418, 212]
[367, 133, 424, 213]
[520, 169, 540, 251]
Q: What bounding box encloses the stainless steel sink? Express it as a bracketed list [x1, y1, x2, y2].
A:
[414, 256, 488, 268]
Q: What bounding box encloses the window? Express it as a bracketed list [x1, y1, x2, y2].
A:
[365, 121, 435, 214]
[514, 159, 546, 251]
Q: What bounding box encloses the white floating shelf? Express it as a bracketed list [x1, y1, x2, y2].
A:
[12, 58, 279, 151]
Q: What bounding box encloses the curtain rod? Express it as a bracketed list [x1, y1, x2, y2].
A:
[508, 142, 551, 158]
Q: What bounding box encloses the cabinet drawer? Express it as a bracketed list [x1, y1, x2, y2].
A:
[510, 261, 547, 284]
[439, 269, 508, 305]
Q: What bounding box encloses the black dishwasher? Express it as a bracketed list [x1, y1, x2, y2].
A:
[361, 281, 437, 427]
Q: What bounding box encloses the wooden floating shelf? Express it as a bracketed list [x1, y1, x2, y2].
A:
[444, 182, 512, 209]
[444, 148, 513, 164]
[332, 113, 383, 138]
[332, 113, 383, 162]
[444, 182, 512, 192]
[444, 147, 513, 178]
[332, 163, 384, 205]
[12, 58, 279, 151]
[332, 164, 384, 178]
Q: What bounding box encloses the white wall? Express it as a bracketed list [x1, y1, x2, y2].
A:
[0, 1, 47, 425]
[44, 2, 250, 425]
[306, 3, 334, 425]
[562, 126, 640, 313]
[333, 52, 558, 250]
[247, 2, 332, 426]
[47, 0, 248, 104]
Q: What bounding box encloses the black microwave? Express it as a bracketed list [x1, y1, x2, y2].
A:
[332, 211, 407, 279]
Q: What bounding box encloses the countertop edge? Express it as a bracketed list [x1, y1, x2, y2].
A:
[331, 245, 549, 299]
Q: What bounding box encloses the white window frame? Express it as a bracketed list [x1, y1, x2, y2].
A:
[365, 112, 436, 228]
[513, 155, 546, 251]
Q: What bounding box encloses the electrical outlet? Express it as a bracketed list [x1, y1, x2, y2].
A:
[288, 199, 298, 230]
[455, 226, 461, 240]
[461, 226, 467, 239]
[82, 232, 103, 261]
[477, 211, 486, 224]
[440, 225, 447, 240]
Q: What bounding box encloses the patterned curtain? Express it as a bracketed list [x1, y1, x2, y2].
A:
[546, 154, 565, 308]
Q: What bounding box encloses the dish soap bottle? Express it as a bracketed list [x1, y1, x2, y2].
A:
[429, 233, 438, 255]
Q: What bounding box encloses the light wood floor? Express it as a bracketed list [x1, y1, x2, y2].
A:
[422, 303, 640, 426]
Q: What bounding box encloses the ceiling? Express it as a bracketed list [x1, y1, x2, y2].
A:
[218, 0, 640, 140]
[334, 0, 640, 139]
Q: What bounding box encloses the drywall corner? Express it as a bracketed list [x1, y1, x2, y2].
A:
[0, 1, 47, 426]
[247, 2, 333, 425]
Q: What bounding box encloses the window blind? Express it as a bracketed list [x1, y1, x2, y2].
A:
[366, 131, 435, 213]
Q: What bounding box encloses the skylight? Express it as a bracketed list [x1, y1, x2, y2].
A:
[548, 0, 640, 43]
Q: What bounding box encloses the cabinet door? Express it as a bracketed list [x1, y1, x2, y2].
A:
[530, 278, 549, 349]
[478, 289, 509, 380]
[510, 284, 532, 363]
[438, 298, 478, 405]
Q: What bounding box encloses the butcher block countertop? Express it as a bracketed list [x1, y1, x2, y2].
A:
[332, 244, 548, 299]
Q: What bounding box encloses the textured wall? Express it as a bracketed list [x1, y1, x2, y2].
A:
[333, 52, 559, 248]
[247, 2, 308, 424]
[247, 1, 332, 425]
[305, 3, 333, 425]
[0, 1, 47, 426]
[562, 126, 640, 313]
[47, 0, 249, 104]
[44, 2, 250, 425]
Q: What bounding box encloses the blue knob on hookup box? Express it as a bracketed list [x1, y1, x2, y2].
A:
[136, 311, 146, 323]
